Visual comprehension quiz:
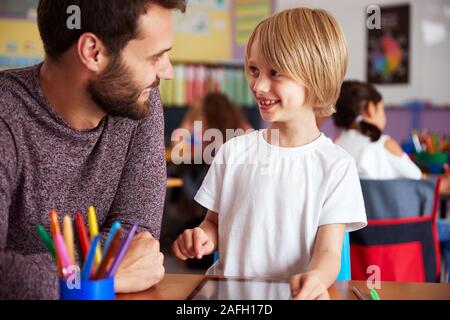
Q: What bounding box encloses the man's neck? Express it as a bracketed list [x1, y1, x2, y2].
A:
[39, 56, 107, 131]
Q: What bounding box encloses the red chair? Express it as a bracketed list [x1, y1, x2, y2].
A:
[350, 178, 441, 282]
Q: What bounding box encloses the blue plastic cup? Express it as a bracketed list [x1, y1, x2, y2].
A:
[59, 277, 115, 300]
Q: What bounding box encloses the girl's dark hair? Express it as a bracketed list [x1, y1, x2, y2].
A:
[202, 92, 248, 139]
[37, 0, 186, 59]
[333, 80, 383, 142]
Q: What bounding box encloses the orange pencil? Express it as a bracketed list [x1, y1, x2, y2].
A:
[49, 209, 65, 278]
[426, 136, 435, 153]
[50, 208, 61, 235]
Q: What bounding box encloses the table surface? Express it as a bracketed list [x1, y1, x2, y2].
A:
[116, 273, 450, 300]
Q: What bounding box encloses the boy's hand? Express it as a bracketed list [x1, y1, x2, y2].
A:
[289, 272, 330, 300]
[172, 227, 215, 260]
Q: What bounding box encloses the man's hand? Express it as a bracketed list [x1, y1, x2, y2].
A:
[289, 271, 330, 300]
[114, 231, 164, 293]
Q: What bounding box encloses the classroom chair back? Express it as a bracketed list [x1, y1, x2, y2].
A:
[350, 178, 441, 282]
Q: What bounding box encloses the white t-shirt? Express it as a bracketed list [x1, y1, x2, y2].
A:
[194, 130, 367, 278]
[335, 129, 422, 180]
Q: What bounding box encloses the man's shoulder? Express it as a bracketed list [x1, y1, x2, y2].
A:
[0, 65, 37, 119]
[0, 65, 36, 90]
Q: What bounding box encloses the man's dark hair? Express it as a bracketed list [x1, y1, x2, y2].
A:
[37, 0, 186, 59]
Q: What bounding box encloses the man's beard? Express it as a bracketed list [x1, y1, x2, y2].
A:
[87, 55, 159, 120]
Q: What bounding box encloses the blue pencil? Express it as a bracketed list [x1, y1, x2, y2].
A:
[81, 235, 100, 281]
[102, 221, 121, 257]
[104, 223, 138, 278]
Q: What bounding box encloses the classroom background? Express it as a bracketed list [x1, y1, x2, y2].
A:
[1, 0, 450, 280]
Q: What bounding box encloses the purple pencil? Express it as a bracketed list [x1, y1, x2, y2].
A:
[104, 223, 138, 278]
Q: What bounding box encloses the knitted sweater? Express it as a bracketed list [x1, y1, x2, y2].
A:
[0, 65, 166, 299]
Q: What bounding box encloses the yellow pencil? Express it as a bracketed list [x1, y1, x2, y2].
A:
[63, 215, 75, 265]
[88, 205, 102, 266]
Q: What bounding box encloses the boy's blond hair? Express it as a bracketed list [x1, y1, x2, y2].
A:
[245, 7, 348, 117]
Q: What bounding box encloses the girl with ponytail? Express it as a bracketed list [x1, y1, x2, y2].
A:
[333, 80, 423, 179]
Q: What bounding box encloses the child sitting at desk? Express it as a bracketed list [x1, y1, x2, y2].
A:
[172, 7, 367, 300]
[333, 80, 450, 191]
[333, 80, 423, 180]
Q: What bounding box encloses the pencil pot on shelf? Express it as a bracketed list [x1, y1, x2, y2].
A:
[413, 152, 449, 174]
[59, 277, 115, 300]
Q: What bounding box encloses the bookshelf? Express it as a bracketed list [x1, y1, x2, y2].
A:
[160, 62, 255, 108]
[161, 62, 261, 143]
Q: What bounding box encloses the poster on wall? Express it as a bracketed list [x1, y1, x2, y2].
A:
[232, 0, 272, 61]
[367, 4, 410, 84]
[170, 0, 232, 62]
[0, 0, 43, 70]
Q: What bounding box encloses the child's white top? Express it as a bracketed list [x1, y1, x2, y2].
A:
[194, 130, 367, 277]
[335, 129, 422, 180]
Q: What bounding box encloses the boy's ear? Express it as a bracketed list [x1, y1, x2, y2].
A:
[77, 32, 110, 74]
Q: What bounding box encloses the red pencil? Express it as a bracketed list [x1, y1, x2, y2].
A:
[75, 212, 90, 259]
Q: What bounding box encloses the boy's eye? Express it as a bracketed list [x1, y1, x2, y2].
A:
[271, 70, 281, 77]
[248, 66, 259, 76]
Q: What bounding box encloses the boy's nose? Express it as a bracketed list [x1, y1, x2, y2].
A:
[252, 77, 270, 93]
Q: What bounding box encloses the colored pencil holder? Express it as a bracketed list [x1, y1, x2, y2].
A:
[413, 152, 449, 174]
[59, 277, 115, 300]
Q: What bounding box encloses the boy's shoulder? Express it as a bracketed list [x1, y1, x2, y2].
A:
[316, 135, 358, 168]
[221, 129, 259, 149]
[215, 129, 259, 163]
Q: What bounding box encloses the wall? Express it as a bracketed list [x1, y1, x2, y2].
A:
[275, 0, 450, 106]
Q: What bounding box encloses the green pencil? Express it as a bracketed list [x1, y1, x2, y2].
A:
[370, 288, 381, 300]
[36, 224, 56, 259]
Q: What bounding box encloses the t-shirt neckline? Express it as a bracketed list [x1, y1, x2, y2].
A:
[258, 129, 327, 155]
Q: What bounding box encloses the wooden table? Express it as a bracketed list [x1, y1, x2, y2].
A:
[117, 273, 450, 300]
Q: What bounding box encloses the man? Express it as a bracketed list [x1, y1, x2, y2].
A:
[0, 0, 186, 299]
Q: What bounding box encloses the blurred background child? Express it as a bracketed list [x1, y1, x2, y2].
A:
[333, 80, 450, 191]
[333, 80, 423, 180]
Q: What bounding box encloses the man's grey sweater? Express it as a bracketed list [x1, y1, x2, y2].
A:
[0, 65, 166, 299]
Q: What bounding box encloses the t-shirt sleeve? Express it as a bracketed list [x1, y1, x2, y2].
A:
[387, 153, 423, 180]
[194, 143, 227, 213]
[319, 158, 367, 232]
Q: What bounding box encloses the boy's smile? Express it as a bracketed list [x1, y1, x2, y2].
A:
[257, 96, 281, 112]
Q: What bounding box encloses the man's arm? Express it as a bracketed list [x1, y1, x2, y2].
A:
[101, 89, 166, 293]
[103, 88, 166, 238]
[0, 119, 59, 299]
